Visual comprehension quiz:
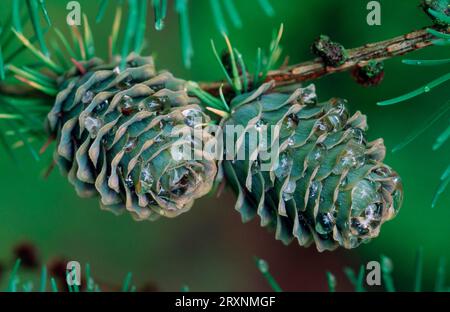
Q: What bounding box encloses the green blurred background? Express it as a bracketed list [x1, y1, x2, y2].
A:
[0, 0, 448, 291]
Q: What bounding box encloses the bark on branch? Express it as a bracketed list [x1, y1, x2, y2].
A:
[200, 26, 450, 94]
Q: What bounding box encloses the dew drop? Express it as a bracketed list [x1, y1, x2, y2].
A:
[139, 164, 154, 193]
[157, 186, 168, 197]
[350, 179, 379, 217]
[333, 142, 366, 173]
[315, 119, 332, 134]
[282, 180, 297, 201]
[300, 84, 318, 105]
[251, 160, 260, 175]
[139, 96, 164, 112]
[123, 137, 138, 152]
[392, 190, 402, 213]
[350, 128, 367, 145]
[118, 75, 133, 89]
[254, 119, 265, 131]
[327, 114, 342, 131]
[373, 166, 390, 177]
[84, 116, 102, 137]
[125, 175, 134, 188]
[153, 134, 163, 143]
[94, 99, 109, 114]
[316, 212, 334, 234]
[150, 83, 165, 92]
[120, 95, 135, 116]
[284, 114, 299, 131]
[82, 90, 95, 104]
[351, 218, 369, 236]
[287, 137, 295, 146]
[333, 98, 349, 114]
[275, 152, 293, 179]
[392, 175, 402, 189]
[282, 192, 292, 202]
[183, 108, 203, 127]
[297, 212, 308, 226]
[326, 106, 348, 132]
[308, 143, 326, 165]
[309, 180, 320, 199]
[365, 203, 383, 221]
[339, 176, 349, 188]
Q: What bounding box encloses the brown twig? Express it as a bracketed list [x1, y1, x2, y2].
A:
[200, 26, 450, 95]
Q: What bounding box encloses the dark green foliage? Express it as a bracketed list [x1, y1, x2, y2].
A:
[0, 0, 55, 159]
[378, 7, 450, 208]
[2, 252, 449, 292]
[378, 23, 450, 207]
[26, 0, 49, 57]
[95, 0, 276, 68]
[259, 252, 450, 292]
[4, 258, 137, 292]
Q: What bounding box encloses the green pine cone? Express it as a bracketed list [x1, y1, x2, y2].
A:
[220, 81, 403, 251]
[47, 54, 217, 221]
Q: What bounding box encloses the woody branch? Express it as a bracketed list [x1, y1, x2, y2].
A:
[200, 26, 450, 95]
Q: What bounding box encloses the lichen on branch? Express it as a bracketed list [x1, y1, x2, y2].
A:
[201, 26, 450, 95]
